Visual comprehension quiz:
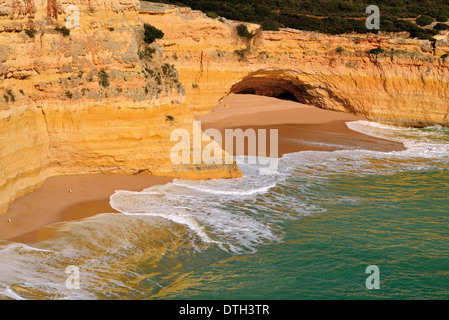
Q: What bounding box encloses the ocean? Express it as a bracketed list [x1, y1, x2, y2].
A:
[1, 120, 449, 300]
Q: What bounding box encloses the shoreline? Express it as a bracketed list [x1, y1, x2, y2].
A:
[0, 174, 173, 244]
[0, 94, 405, 244]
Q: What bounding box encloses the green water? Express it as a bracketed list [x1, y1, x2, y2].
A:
[154, 170, 449, 300]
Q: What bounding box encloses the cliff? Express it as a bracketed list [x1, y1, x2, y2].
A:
[2, 1, 449, 216]
[139, 2, 449, 127]
[0, 0, 241, 215]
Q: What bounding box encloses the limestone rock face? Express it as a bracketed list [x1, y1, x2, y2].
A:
[3, 1, 449, 215]
[140, 2, 449, 127]
[0, 0, 241, 214]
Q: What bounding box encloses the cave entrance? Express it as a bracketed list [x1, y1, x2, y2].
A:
[277, 90, 299, 102]
[233, 87, 300, 103]
[229, 69, 314, 105]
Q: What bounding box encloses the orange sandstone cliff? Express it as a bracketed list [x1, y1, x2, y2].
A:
[0, 0, 241, 215]
[140, 2, 449, 126]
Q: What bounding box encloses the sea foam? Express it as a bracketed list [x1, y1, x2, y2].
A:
[2, 119, 449, 299]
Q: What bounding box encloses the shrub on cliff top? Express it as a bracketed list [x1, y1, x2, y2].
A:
[416, 15, 434, 27]
[144, 23, 164, 44]
[436, 14, 449, 23]
[206, 11, 219, 19]
[261, 20, 285, 31]
[151, 0, 449, 39]
[236, 24, 256, 40]
[434, 23, 449, 31]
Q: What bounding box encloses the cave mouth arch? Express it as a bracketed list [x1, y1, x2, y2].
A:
[229, 69, 315, 105]
[227, 69, 357, 115]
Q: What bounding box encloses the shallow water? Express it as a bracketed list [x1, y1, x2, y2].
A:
[1, 120, 449, 300]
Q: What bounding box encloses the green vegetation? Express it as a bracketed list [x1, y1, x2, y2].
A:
[149, 0, 449, 39]
[144, 23, 164, 44]
[436, 15, 448, 23]
[55, 27, 70, 37]
[369, 47, 385, 55]
[138, 47, 157, 61]
[140, 55, 181, 95]
[206, 11, 219, 19]
[98, 69, 110, 88]
[4, 89, 15, 103]
[81, 88, 90, 96]
[234, 48, 249, 61]
[65, 91, 73, 99]
[236, 24, 257, 40]
[434, 23, 449, 31]
[166, 115, 175, 122]
[261, 20, 285, 31]
[5, 89, 15, 102]
[25, 29, 37, 38]
[161, 63, 177, 79]
[416, 15, 434, 27]
[335, 46, 345, 54]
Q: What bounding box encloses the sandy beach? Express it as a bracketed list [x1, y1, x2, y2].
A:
[0, 174, 173, 243]
[197, 94, 405, 156]
[0, 94, 405, 244]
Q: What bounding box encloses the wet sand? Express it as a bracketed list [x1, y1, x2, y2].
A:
[0, 174, 173, 243]
[0, 94, 405, 244]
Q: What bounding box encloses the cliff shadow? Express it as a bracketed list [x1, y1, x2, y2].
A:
[228, 69, 357, 115]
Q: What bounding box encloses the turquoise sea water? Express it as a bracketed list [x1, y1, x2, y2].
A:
[1, 121, 449, 300]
